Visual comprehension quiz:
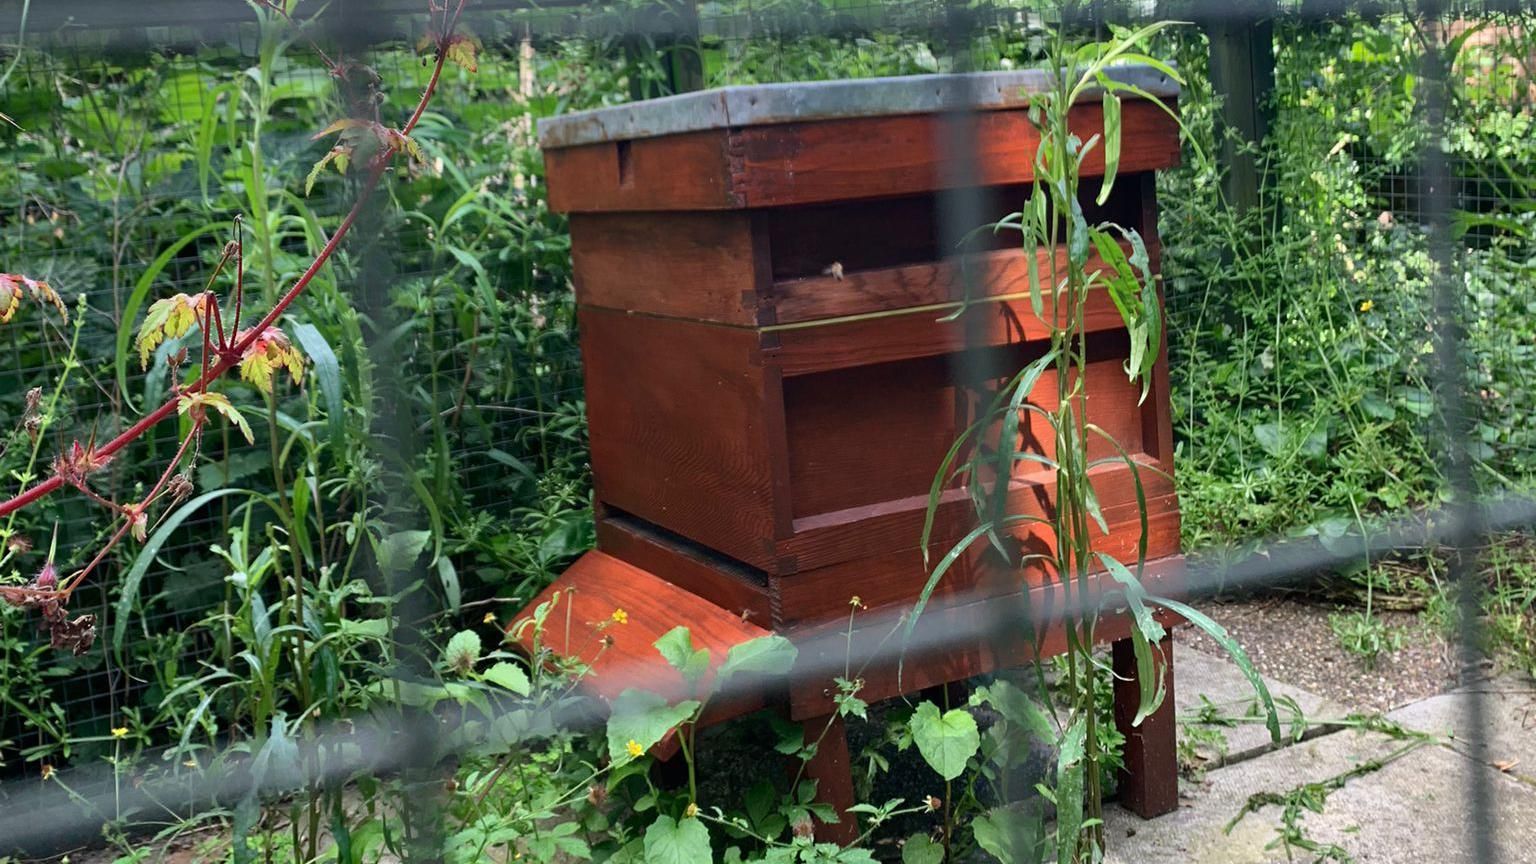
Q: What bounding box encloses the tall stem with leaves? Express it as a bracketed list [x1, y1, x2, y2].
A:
[909, 11, 1281, 863]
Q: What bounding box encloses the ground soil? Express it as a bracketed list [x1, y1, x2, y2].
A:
[1177, 594, 1462, 714]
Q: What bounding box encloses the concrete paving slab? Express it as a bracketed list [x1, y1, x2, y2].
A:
[1387, 675, 1536, 786]
[1104, 724, 1536, 863]
[1104, 728, 1406, 864]
[1174, 641, 1347, 768]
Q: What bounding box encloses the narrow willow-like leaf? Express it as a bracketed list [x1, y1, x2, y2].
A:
[989, 350, 1058, 556]
[1086, 424, 1151, 566]
[900, 513, 1050, 685]
[921, 413, 990, 566]
[1097, 90, 1121, 206]
[1151, 596, 1281, 742]
[114, 488, 252, 652]
[1098, 553, 1166, 724]
[290, 322, 346, 457]
[1025, 181, 1048, 320]
[1068, 20, 1187, 105]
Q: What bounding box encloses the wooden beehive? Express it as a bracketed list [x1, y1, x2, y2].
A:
[523, 68, 1186, 826]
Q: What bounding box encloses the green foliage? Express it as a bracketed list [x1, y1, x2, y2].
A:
[909, 701, 980, 782]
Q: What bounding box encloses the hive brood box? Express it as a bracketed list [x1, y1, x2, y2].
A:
[520, 67, 1186, 829]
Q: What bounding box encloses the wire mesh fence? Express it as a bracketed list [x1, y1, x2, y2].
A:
[0, 0, 1532, 860]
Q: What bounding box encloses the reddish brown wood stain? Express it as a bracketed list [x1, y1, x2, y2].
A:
[534, 80, 1185, 827]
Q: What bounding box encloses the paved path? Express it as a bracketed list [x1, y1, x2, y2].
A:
[1105, 641, 1536, 863]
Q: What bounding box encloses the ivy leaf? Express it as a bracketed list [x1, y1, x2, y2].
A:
[178, 391, 254, 445]
[137, 293, 208, 369]
[605, 689, 699, 766]
[643, 815, 711, 864]
[654, 626, 711, 685]
[909, 701, 980, 781]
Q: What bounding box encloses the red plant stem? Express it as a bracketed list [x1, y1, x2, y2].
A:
[61, 426, 199, 598]
[231, 216, 245, 344]
[403, 0, 466, 136]
[199, 292, 215, 379]
[0, 1, 464, 526]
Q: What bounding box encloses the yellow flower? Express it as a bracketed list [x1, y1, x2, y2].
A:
[684, 802, 699, 819]
[625, 739, 644, 758]
[611, 608, 629, 625]
[1359, 299, 1374, 313]
[111, 727, 129, 739]
[482, 612, 497, 625]
[40, 764, 54, 781]
[849, 595, 865, 609]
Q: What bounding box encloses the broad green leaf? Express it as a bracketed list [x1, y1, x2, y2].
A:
[974, 804, 1045, 864]
[910, 701, 980, 781]
[606, 689, 700, 766]
[902, 833, 944, 864]
[483, 662, 530, 696]
[978, 680, 1054, 744]
[654, 626, 712, 685]
[1254, 423, 1286, 458]
[718, 635, 797, 683]
[375, 530, 432, 574]
[442, 630, 481, 675]
[642, 814, 711, 864]
[1055, 719, 1087, 864]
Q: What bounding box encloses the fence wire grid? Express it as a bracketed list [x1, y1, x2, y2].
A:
[0, 0, 1533, 861]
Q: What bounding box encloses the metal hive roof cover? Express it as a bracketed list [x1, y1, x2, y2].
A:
[538, 65, 1179, 150]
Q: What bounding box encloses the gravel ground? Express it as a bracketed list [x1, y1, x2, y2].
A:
[1176, 595, 1461, 714]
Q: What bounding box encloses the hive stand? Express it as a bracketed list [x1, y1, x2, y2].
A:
[519, 68, 1186, 840]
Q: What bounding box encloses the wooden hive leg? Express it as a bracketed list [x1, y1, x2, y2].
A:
[1111, 632, 1179, 818]
[800, 712, 859, 845]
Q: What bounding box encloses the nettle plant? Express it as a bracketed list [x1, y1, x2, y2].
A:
[0, 0, 476, 655]
[906, 16, 1281, 864]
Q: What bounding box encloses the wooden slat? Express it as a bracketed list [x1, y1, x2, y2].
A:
[733, 100, 1180, 210]
[595, 515, 776, 628]
[762, 287, 1128, 376]
[773, 496, 1181, 630]
[778, 460, 1177, 575]
[543, 101, 1180, 213]
[510, 551, 774, 723]
[785, 556, 1185, 719]
[571, 212, 764, 325]
[770, 240, 1163, 325]
[545, 130, 740, 213]
[781, 346, 1150, 526]
[579, 307, 779, 570]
